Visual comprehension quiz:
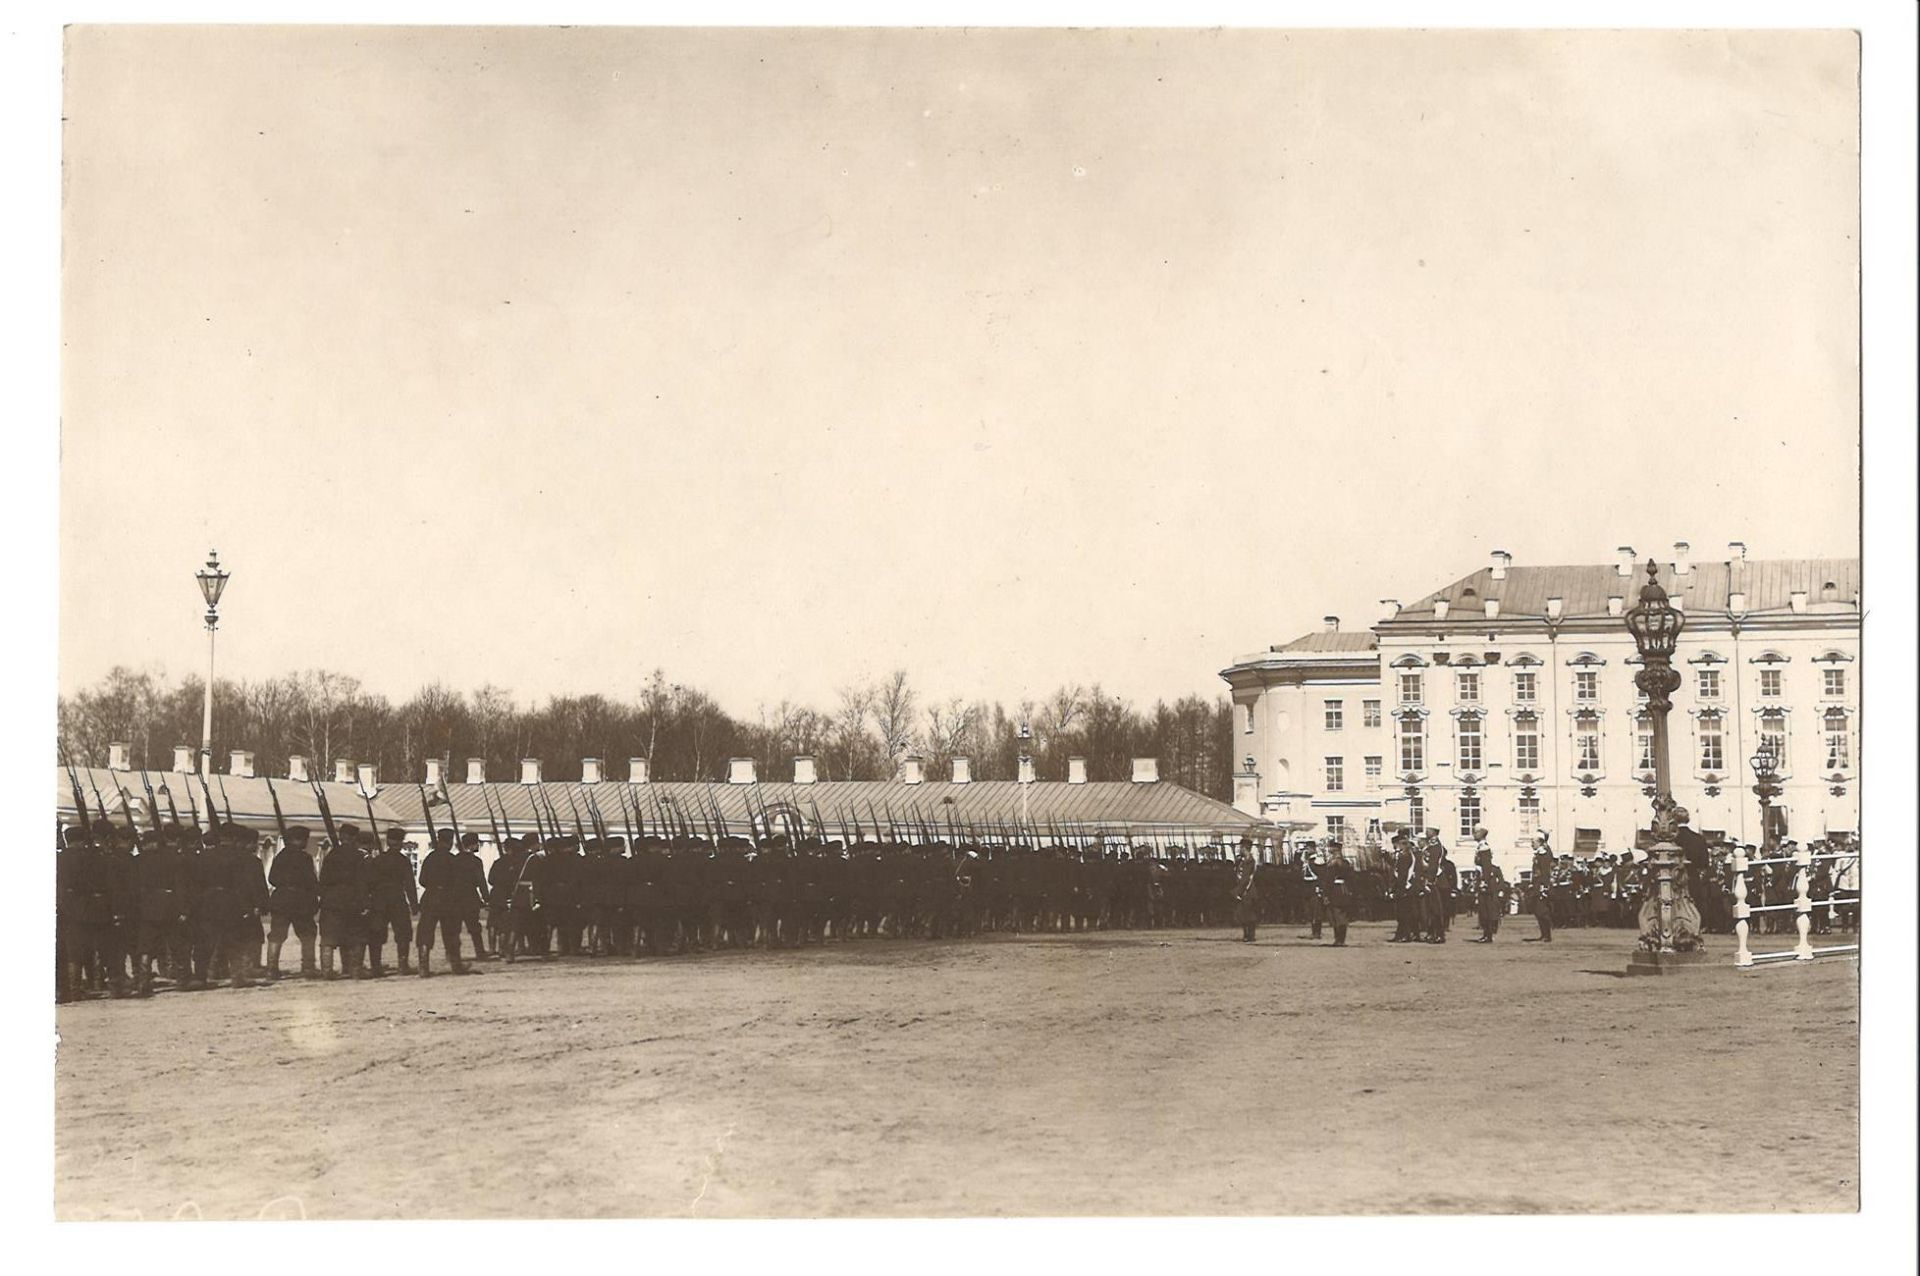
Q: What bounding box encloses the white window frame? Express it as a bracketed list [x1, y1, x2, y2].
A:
[1698, 711, 1725, 774]
[1513, 671, 1537, 704]
[1823, 668, 1846, 699]
[1514, 712, 1541, 773]
[1363, 699, 1382, 728]
[1363, 755, 1383, 790]
[1574, 670, 1599, 702]
[1697, 668, 1722, 701]
[1324, 699, 1344, 732]
[1457, 713, 1484, 773]
[1457, 671, 1480, 704]
[1324, 756, 1345, 792]
[1458, 791, 1482, 840]
[1759, 668, 1783, 699]
[1399, 672, 1424, 705]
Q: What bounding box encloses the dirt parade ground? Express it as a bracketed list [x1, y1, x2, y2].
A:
[54, 923, 1858, 1219]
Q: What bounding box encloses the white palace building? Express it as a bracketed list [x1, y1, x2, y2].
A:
[1221, 543, 1860, 874]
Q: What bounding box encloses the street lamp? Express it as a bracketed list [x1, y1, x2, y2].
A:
[1750, 749, 1783, 851]
[194, 550, 230, 777]
[1623, 560, 1704, 972]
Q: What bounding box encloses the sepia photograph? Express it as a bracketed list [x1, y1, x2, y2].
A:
[15, 8, 1916, 1253]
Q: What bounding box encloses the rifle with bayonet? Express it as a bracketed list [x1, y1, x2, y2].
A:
[63, 755, 96, 846]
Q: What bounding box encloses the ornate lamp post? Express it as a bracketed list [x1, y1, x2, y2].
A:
[1624, 560, 1704, 972]
[1750, 749, 1783, 850]
[194, 550, 231, 777]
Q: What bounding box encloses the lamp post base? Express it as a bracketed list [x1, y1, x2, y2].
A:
[1626, 948, 1711, 976]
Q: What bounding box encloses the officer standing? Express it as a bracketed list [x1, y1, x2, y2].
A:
[1472, 845, 1508, 943]
[1528, 833, 1555, 943]
[1232, 840, 1260, 943]
[1322, 843, 1354, 947]
[454, 831, 491, 961]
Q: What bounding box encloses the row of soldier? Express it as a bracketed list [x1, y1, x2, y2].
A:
[59, 819, 1308, 999]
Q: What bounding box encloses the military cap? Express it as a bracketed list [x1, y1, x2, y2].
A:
[458, 831, 481, 849]
[282, 825, 311, 846]
[385, 825, 406, 844]
[432, 826, 456, 844]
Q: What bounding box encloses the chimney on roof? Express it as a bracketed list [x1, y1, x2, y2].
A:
[727, 757, 757, 785]
[424, 757, 443, 788]
[333, 759, 354, 784]
[794, 756, 818, 785]
[1017, 755, 1035, 785]
[899, 755, 925, 785]
[1484, 599, 1500, 620]
[1546, 596, 1564, 621]
[173, 745, 196, 774]
[1323, 615, 1340, 632]
[356, 762, 377, 792]
[1790, 590, 1809, 614]
[466, 758, 486, 785]
[1729, 591, 1748, 615]
[951, 756, 971, 784]
[520, 758, 542, 785]
[1673, 541, 1692, 575]
[1380, 598, 1401, 619]
[232, 751, 257, 779]
[107, 741, 130, 771]
[630, 757, 650, 784]
[581, 758, 603, 785]
[1132, 757, 1160, 784]
[1067, 756, 1088, 784]
[1607, 596, 1624, 618]
[1433, 599, 1450, 621]
[1490, 550, 1511, 580]
[1616, 546, 1636, 577]
[286, 754, 308, 782]
[1728, 541, 1747, 563]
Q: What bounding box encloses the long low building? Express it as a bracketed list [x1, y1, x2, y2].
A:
[58, 748, 1281, 877]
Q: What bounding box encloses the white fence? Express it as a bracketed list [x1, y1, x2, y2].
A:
[1731, 845, 1860, 969]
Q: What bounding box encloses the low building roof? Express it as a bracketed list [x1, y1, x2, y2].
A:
[374, 778, 1272, 841]
[57, 766, 409, 833]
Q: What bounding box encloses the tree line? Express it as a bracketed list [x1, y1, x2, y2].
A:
[57, 666, 1239, 801]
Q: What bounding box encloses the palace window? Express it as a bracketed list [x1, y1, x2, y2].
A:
[1365, 818, 1383, 844]
[1407, 794, 1425, 833]
[1325, 757, 1345, 792]
[1325, 815, 1347, 843]
[1324, 700, 1344, 731]
[1823, 668, 1846, 698]
[1824, 709, 1850, 771]
[1399, 672, 1424, 705]
[1698, 712, 1725, 774]
[1574, 670, 1599, 702]
[1574, 713, 1602, 773]
[1758, 712, 1787, 766]
[1241, 703, 1254, 734]
[1514, 713, 1540, 773]
[1457, 715, 1483, 773]
[1398, 718, 1425, 773]
[1457, 672, 1480, 703]
[1759, 668, 1782, 699]
[1514, 671, 1537, 703]
[1518, 793, 1541, 837]
[1363, 700, 1382, 728]
[1458, 792, 1482, 840]
[1364, 755, 1383, 789]
[1635, 713, 1655, 773]
[1697, 668, 1721, 701]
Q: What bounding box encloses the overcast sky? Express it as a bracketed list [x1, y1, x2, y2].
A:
[59, 27, 1859, 717]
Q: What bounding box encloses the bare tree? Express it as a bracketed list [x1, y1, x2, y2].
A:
[873, 669, 918, 768]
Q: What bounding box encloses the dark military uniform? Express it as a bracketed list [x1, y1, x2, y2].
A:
[1530, 842, 1556, 942]
[1232, 848, 1260, 942]
[416, 830, 474, 975]
[317, 825, 369, 978]
[266, 827, 320, 978]
[366, 829, 419, 974]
